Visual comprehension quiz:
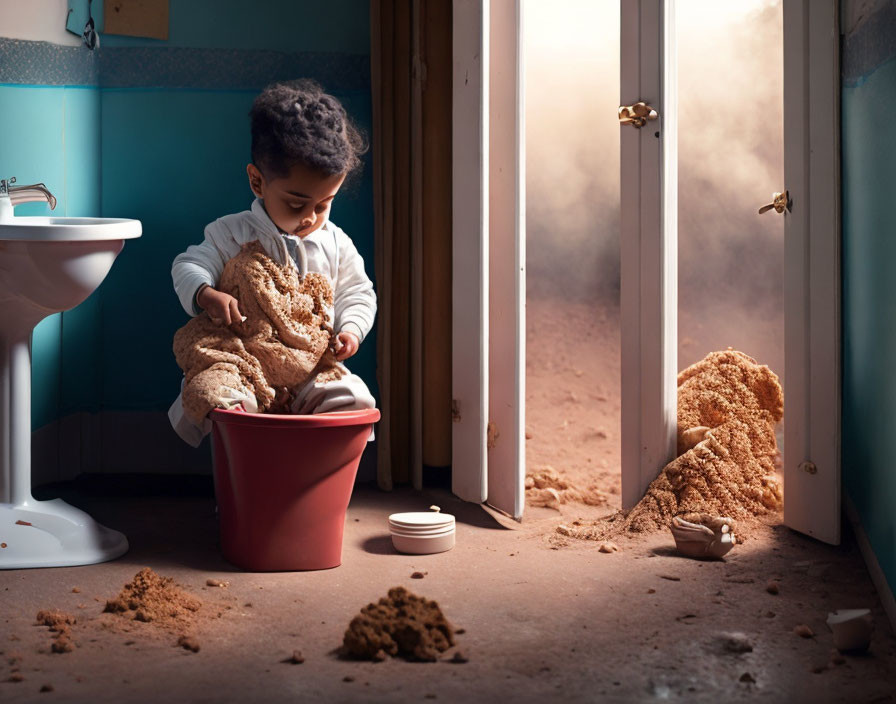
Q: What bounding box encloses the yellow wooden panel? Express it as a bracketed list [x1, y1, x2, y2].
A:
[104, 0, 170, 40]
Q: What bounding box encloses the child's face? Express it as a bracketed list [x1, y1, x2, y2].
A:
[247, 162, 346, 238]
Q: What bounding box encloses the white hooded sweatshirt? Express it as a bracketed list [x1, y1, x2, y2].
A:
[171, 198, 376, 343]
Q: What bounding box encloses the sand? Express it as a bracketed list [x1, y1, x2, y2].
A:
[35, 610, 76, 654]
[342, 587, 457, 662]
[558, 350, 783, 542]
[14, 568, 250, 681]
[524, 298, 622, 519]
[103, 567, 202, 631]
[525, 297, 787, 546]
[525, 466, 609, 509]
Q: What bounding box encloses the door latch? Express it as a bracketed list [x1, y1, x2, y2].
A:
[799, 460, 817, 475]
[758, 190, 791, 214]
[618, 102, 658, 128]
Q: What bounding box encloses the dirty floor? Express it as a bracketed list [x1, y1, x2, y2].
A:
[1, 477, 895, 703]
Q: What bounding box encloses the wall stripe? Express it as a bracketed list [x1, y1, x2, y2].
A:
[0, 38, 99, 85]
[0, 37, 370, 91]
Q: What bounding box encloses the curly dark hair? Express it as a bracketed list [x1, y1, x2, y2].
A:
[249, 79, 367, 180]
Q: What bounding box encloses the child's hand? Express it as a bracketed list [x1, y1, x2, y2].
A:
[332, 331, 359, 361]
[198, 285, 244, 325]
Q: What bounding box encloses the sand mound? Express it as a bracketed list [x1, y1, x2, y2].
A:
[526, 466, 609, 508]
[561, 350, 783, 542]
[342, 587, 455, 662]
[103, 568, 202, 629]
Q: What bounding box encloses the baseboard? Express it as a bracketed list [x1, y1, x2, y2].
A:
[33, 410, 378, 487]
[844, 494, 896, 634]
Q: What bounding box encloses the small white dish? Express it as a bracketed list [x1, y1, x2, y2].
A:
[388, 511, 455, 528]
[389, 525, 455, 537]
[391, 530, 455, 554]
[388, 510, 456, 554]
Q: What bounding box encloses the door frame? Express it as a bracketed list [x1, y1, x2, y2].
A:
[452, 0, 489, 504]
[486, 0, 526, 519]
[620, 0, 842, 543]
[451, 0, 842, 543]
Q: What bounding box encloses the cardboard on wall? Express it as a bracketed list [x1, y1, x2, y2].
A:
[104, 0, 169, 40]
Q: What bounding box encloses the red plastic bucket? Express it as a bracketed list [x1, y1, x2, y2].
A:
[210, 407, 379, 571]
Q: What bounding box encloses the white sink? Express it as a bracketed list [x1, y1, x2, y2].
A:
[0, 216, 142, 241]
[0, 217, 141, 324]
[0, 214, 141, 569]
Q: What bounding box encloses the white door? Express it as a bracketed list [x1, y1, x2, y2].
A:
[619, 0, 841, 543]
[619, 0, 678, 510]
[451, 0, 525, 519]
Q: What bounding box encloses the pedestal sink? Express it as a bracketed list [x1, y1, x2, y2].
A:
[0, 214, 141, 568]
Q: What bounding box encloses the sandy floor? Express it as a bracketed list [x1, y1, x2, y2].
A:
[525, 296, 785, 518]
[526, 297, 623, 505]
[1, 298, 887, 702]
[1, 477, 895, 703]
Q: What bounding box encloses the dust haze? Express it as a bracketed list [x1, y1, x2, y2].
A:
[524, 0, 784, 378]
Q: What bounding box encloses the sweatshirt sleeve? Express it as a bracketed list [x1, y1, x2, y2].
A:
[171, 221, 231, 316]
[333, 228, 377, 343]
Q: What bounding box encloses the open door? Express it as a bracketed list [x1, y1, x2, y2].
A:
[619, 0, 678, 509]
[451, 0, 526, 519]
[620, 0, 841, 542]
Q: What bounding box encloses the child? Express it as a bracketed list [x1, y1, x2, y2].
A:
[168, 79, 376, 446]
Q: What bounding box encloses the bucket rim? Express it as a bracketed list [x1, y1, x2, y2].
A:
[210, 407, 380, 428]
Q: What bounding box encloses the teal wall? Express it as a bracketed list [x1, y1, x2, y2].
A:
[0, 84, 102, 426]
[1, 0, 376, 469]
[97, 87, 376, 412]
[842, 1, 896, 604]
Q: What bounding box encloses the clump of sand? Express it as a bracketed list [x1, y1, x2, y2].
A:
[561, 350, 783, 542]
[36, 610, 76, 653]
[526, 466, 609, 509]
[342, 587, 456, 662]
[103, 568, 201, 628]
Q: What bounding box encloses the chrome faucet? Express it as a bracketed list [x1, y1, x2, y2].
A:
[0, 177, 57, 210]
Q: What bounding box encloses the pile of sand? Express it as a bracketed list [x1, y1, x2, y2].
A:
[342, 587, 456, 662]
[103, 568, 202, 629]
[36, 610, 76, 653]
[526, 466, 609, 509]
[561, 350, 783, 542]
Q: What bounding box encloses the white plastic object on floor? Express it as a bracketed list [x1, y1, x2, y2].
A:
[388, 510, 456, 554]
[0, 207, 141, 569]
[827, 609, 874, 652]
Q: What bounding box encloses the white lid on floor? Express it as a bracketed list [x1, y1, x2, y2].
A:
[388, 511, 456, 528]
